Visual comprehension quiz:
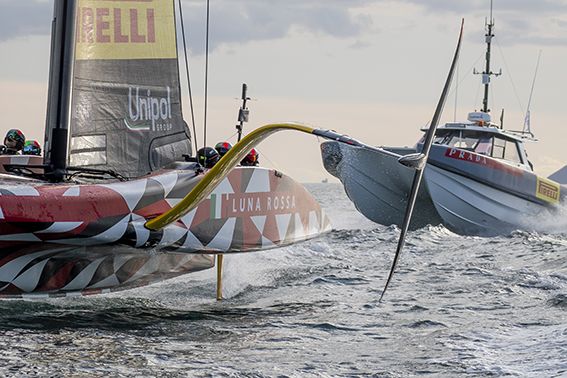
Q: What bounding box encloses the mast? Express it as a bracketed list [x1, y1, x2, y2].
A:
[523, 50, 542, 136]
[44, 0, 76, 181]
[474, 0, 501, 114]
[236, 83, 250, 142]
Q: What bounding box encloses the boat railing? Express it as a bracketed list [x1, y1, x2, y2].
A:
[502, 130, 538, 142]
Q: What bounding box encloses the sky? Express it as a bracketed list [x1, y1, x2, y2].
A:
[0, 0, 566, 182]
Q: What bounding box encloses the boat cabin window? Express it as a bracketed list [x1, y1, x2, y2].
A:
[429, 130, 523, 164]
[492, 136, 522, 164]
[446, 133, 482, 150]
[432, 130, 489, 152]
[475, 137, 493, 155]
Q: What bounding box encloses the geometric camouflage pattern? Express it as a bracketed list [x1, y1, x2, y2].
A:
[0, 244, 214, 299]
[0, 166, 331, 297]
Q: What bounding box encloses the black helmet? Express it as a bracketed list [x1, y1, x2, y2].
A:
[4, 129, 26, 152]
[240, 148, 259, 166]
[214, 141, 232, 157]
[197, 147, 220, 168]
[22, 140, 42, 156]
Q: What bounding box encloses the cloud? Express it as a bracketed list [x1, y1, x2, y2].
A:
[179, 0, 373, 54]
[402, 0, 567, 15]
[0, 0, 374, 50]
[2, 0, 567, 49]
[0, 0, 52, 42]
[401, 0, 567, 46]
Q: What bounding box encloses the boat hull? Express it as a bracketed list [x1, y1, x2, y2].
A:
[426, 165, 552, 235]
[0, 244, 215, 299]
[425, 145, 564, 235]
[0, 166, 331, 297]
[320, 141, 442, 229]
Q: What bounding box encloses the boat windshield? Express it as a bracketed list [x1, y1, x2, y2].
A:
[425, 130, 523, 164]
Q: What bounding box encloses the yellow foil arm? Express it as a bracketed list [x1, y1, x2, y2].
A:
[145, 123, 314, 231]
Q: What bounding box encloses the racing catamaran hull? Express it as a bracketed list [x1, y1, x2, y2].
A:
[0, 1, 334, 298]
[0, 245, 215, 299]
[0, 166, 331, 298]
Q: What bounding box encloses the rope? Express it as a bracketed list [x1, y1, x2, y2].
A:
[473, 75, 482, 110]
[177, 0, 198, 154]
[255, 147, 277, 169]
[495, 38, 524, 111]
[451, 53, 483, 111]
[203, 0, 210, 149]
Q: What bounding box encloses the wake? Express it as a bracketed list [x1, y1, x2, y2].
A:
[524, 201, 567, 236]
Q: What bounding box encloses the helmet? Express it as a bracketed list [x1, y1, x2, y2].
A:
[197, 147, 220, 168]
[214, 141, 232, 157]
[22, 140, 42, 156]
[241, 148, 259, 166]
[4, 129, 26, 151]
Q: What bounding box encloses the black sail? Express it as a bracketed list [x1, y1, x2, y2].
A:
[69, 0, 191, 178]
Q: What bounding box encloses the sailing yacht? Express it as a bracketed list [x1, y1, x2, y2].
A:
[0, 0, 331, 298]
[321, 9, 565, 235]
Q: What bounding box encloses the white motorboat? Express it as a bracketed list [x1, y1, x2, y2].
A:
[321, 9, 565, 236]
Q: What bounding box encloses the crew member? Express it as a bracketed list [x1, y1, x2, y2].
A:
[215, 141, 232, 158]
[22, 140, 42, 156]
[0, 129, 26, 155]
[240, 148, 259, 167]
[197, 147, 220, 168]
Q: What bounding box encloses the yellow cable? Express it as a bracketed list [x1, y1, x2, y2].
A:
[145, 123, 314, 231]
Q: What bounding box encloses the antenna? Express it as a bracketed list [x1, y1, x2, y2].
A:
[523, 50, 542, 136]
[236, 83, 250, 142]
[473, 0, 501, 113]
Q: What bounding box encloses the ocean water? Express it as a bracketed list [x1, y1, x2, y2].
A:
[0, 183, 565, 377]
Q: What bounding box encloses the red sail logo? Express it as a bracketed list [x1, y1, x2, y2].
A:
[75, 0, 176, 60]
[78, 6, 155, 44]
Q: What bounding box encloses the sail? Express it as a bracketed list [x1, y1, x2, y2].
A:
[68, 0, 191, 178]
